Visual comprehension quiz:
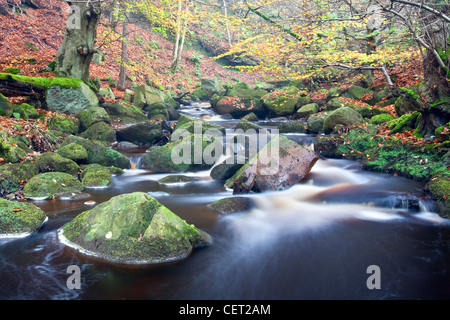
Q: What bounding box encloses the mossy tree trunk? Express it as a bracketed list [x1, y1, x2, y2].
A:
[54, 2, 101, 82]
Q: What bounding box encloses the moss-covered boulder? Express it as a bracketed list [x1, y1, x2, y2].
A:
[76, 107, 110, 131]
[81, 121, 116, 143]
[141, 134, 219, 173]
[35, 152, 80, 175]
[56, 143, 88, 163]
[0, 140, 27, 163]
[277, 121, 306, 133]
[0, 93, 13, 117]
[0, 198, 47, 236]
[395, 90, 420, 116]
[326, 98, 346, 111]
[370, 113, 395, 125]
[79, 163, 124, 180]
[133, 85, 165, 109]
[207, 196, 253, 215]
[425, 178, 450, 218]
[228, 81, 268, 99]
[235, 118, 262, 131]
[201, 78, 226, 97]
[435, 123, 450, 142]
[297, 103, 319, 118]
[13, 103, 39, 120]
[262, 86, 302, 116]
[116, 120, 164, 146]
[174, 115, 226, 135]
[82, 169, 112, 189]
[343, 86, 373, 101]
[59, 192, 212, 264]
[323, 107, 364, 134]
[48, 116, 79, 135]
[61, 135, 130, 169]
[191, 88, 209, 102]
[242, 112, 258, 121]
[23, 172, 83, 200]
[0, 161, 39, 193]
[101, 102, 148, 124]
[389, 111, 420, 134]
[306, 111, 329, 134]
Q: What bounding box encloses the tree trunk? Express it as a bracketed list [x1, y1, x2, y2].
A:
[417, 2, 450, 136]
[117, 21, 129, 91]
[54, 2, 101, 82]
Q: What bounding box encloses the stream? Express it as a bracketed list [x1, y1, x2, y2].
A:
[1, 102, 450, 300]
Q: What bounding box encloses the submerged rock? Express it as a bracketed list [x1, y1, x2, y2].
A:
[0, 198, 47, 236]
[59, 192, 212, 264]
[158, 175, 203, 184]
[207, 196, 254, 214]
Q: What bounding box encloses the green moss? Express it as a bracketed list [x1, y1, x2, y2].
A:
[399, 87, 419, 100]
[61, 192, 211, 264]
[370, 113, 395, 125]
[0, 73, 84, 90]
[425, 178, 450, 217]
[389, 111, 420, 134]
[82, 169, 112, 188]
[35, 152, 80, 175]
[23, 172, 83, 199]
[0, 198, 47, 234]
[56, 143, 88, 163]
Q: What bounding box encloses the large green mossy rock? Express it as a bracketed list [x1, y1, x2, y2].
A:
[141, 134, 219, 173]
[23, 172, 83, 200]
[133, 85, 165, 109]
[0, 140, 27, 163]
[174, 115, 226, 135]
[323, 107, 363, 134]
[201, 78, 226, 97]
[81, 121, 116, 143]
[82, 169, 112, 189]
[116, 120, 164, 146]
[59, 192, 212, 264]
[35, 152, 80, 175]
[0, 198, 47, 236]
[277, 121, 306, 133]
[61, 136, 130, 169]
[297, 103, 319, 118]
[13, 103, 39, 120]
[101, 102, 148, 124]
[0, 161, 39, 193]
[425, 178, 450, 218]
[262, 87, 303, 116]
[56, 143, 88, 163]
[47, 116, 79, 135]
[344, 86, 373, 101]
[76, 107, 110, 131]
[306, 111, 329, 134]
[228, 81, 268, 99]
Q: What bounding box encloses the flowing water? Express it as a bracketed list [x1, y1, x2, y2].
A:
[1, 103, 450, 300]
